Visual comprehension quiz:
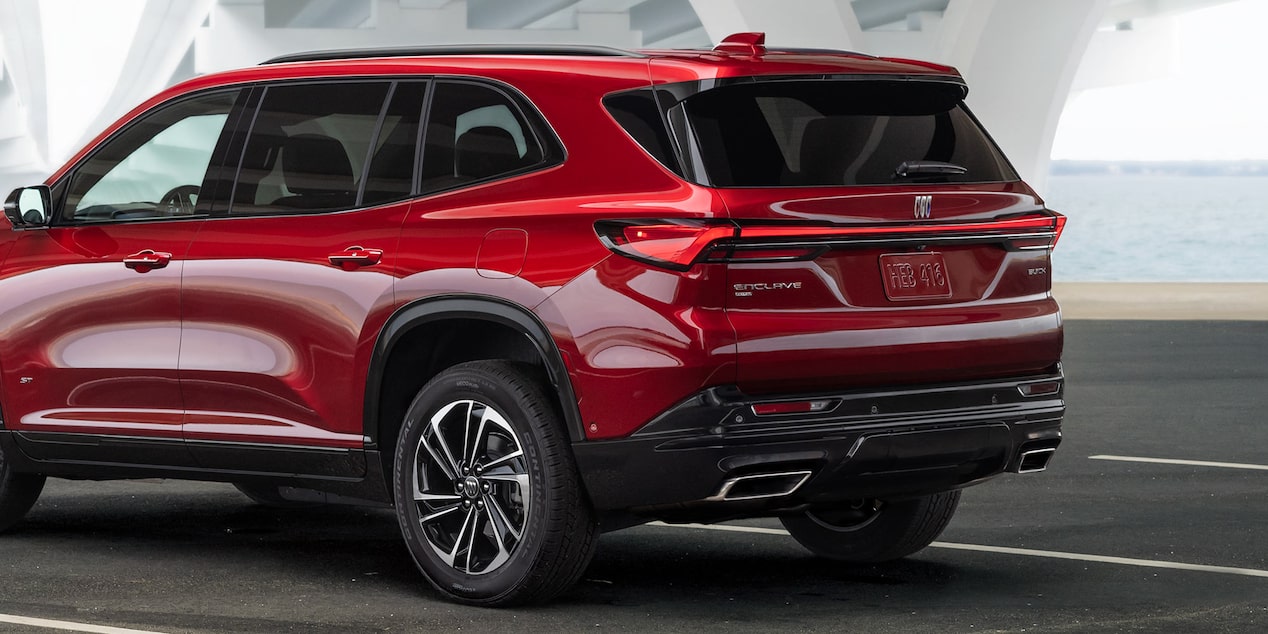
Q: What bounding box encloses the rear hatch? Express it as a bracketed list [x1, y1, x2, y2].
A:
[668, 77, 1063, 393]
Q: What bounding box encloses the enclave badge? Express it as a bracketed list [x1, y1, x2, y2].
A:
[915, 194, 932, 219]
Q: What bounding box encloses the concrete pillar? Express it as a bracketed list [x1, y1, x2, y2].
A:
[940, 0, 1110, 193]
[75, 0, 217, 152]
[0, 0, 48, 172]
[688, 0, 1114, 193]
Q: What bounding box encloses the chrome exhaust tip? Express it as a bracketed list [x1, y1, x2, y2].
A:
[1015, 447, 1057, 474]
[706, 470, 813, 502]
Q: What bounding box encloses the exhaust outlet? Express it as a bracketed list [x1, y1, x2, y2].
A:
[1015, 447, 1056, 474]
[707, 470, 813, 502]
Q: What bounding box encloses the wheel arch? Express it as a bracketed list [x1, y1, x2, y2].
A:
[365, 295, 584, 481]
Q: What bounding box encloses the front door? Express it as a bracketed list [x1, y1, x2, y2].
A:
[0, 89, 240, 466]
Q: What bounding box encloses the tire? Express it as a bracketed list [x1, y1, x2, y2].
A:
[780, 490, 961, 563]
[0, 442, 46, 533]
[392, 360, 598, 606]
[233, 483, 318, 508]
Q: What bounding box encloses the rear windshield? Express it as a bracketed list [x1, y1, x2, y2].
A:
[676, 80, 1017, 187]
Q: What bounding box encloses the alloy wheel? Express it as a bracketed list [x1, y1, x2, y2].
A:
[411, 399, 530, 575]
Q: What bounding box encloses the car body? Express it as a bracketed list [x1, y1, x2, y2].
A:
[0, 32, 1064, 605]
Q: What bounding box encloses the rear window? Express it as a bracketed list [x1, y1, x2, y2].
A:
[676, 80, 1017, 187]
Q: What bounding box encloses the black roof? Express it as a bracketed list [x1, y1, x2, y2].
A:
[262, 44, 645, 65]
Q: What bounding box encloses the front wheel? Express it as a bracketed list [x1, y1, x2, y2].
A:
[0, 443, 46, 533]
[392, 360, 598, 606]
[780, 490, 961, 563]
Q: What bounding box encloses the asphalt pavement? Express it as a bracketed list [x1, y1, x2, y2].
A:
[1, 319, 1266, 633]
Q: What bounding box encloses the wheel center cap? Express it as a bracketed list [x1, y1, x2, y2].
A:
[460, 476, 481, 499]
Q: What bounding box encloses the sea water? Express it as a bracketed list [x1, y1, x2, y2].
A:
[1045, 175, 1268, 282]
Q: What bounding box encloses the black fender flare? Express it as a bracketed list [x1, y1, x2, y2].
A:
[363, 294, 584, 445]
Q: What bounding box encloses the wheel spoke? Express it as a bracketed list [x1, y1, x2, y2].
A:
[480, 449, 524, 472]
[415, 491, 461, 503]
[486, 495, 523, 541]
[420, 503, 462, 524]
[484, 500, 514, 568]
[444, 505, 478, 569]
[425, 403, 464, 479]
[468, 407, 491, 466]
[461, 401, 475, 470]
[464, 507, 482, 573]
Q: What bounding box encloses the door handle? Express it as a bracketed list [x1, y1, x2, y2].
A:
[122, 249, 172, 272]
[328, 246, 383, 270]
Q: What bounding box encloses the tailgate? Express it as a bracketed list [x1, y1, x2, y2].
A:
[717, 186, 1063, 393]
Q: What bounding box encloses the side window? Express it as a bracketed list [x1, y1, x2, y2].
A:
[230, 82, 392, 215]
[63, 90, 238, 222]
[420, 81, 547, 193]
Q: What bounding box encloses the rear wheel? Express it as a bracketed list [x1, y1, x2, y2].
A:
[0, 444, 45, 532]
[392, 360, 598, 606]
[780, 490, 960, 563]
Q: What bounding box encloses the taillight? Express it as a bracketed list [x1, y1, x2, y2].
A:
[595, 213, 1066, 270]
[594, 220, 736, 271]
[1052, 212, 1067, 248]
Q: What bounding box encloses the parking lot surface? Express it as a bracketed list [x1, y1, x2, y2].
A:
[1, 319, 1265, 633]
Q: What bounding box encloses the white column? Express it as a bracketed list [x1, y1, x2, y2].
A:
[941, 0, 1110, 193]
[685, 0, 1115, 194]
[0, 0, 49, 171]
[688, 0, 862, 49]
[74, 0, 218, 153]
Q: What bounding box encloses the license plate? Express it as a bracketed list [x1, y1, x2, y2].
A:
[880, 252, 952, 300]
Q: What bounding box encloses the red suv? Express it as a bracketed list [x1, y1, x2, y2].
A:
[0, 33, 1064, 606]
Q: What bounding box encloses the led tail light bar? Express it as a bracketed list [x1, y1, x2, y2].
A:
[595, 212, 1065, 271]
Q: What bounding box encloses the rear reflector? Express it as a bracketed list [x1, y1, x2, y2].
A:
[1018, 380, 1062, 397]
[751, 400, 834, 416]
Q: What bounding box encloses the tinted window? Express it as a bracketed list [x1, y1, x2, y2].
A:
[64, 90, 238, 222]
[231, 82, 391, 214]
[420, 82, 545, 193]
[681, 80, 1017, 187]
[362, 82, 427, 206]
[603, 88, 681, 175]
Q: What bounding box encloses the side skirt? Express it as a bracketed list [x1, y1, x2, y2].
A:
[0, 431, 393, 505]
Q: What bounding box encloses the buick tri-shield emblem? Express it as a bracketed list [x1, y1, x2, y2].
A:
[914, 195, 933, 219]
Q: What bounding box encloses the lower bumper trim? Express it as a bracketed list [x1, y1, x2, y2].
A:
[573, 373, 1064, 517]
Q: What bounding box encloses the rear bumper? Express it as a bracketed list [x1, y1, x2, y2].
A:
[573, 371, 1063, 517]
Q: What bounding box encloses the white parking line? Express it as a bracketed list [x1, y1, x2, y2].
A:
[1089, 455, 1268, 471]
[650, 522, 1268, 579]
[0, 614, 170, 634]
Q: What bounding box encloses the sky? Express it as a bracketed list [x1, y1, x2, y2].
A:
[1051, 0, 1268, 161]
[28, 0, 1268, 164]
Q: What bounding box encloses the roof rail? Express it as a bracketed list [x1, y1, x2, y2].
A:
[262, 44, 645, 65]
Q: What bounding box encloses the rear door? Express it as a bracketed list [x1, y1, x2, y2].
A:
[0, 89, 241, 464]
[178, 80, 425, 475]
[676, 79, 1064, 393]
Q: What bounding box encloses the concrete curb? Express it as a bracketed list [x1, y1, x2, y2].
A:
[1054, 282, 1268, 321]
